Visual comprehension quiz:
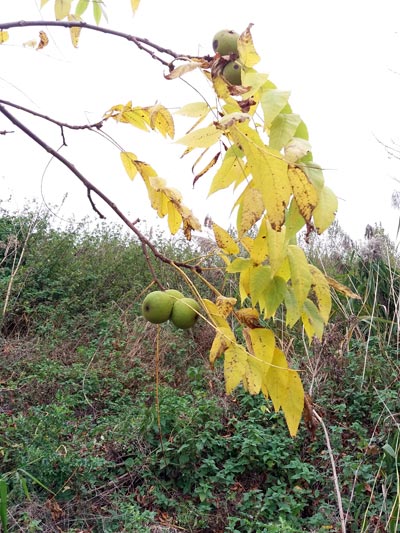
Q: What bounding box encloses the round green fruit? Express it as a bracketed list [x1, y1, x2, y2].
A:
[142, 291, 174, 324]
[212, 29, 239, 56]
[223, 61, 242, 85]
[170, 297, 201, 329]
[164, 289, 184, 300]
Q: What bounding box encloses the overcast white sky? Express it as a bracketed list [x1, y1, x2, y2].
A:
[1, 0, 400, 243]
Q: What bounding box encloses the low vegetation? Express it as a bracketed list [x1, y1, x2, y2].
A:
[1, 206, 399, 532]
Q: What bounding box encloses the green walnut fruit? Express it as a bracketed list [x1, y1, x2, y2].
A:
[212, 29, 239, 56]
[165, 289, 184, 300]
[170, 297, 201, 329]
[142, 290, 174, 324]
[223, 61, 242, 85]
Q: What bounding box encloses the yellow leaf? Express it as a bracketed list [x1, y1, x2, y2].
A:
[313, 186, 338, 234]
[235, 184, 264, 237]
[193, 151, 221, 185]
[230, 124, 290, 230]
[176, 125, 222, 149]
[105, 103, 150, 130]
[202, 299, 233, 329]
[175, 102, 210, 118]
[0, 31, 9, 44]
[130, 0, 140, 13]
[120, 151, 138, 180]
[165, 61, 203, 80]
[276, 256, 291, 281]
[301, 299, 325, 341]
[210, 327, 234, 366]
[240, 236, 254, 254]
[55, 0, 72, 20]
[250, 217, 268, 265]
[208, 145, 247, 196]
[216, 296, 237, 318]
[167, 200, 182, 234]
[247, 328, 275, 372]
[212, 76, 241, 109]
[286, 199, 306, 242]
[325, 276, 361, 300]
[147, 104, 175, 139]
[265, 347, 289, 411]
[146, 176, 201, 238]
[224, 344, 248, 394]
[235, 308, 260, 328]
[212, 223, 240, 255]
[281, 370, 304, 437]
[309, 265, 332, 323]
[287, 244, 312, 310]
[67, 15, 82, 48]
[287, 166, 318, 223]
[238, 24, 260, 68]
[239, 267, 251, 303]
[123, 107, 150, 130]
[266, 220, 287, 275]
[40, 0, 50, 7]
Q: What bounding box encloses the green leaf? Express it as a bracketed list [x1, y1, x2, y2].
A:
[285, 199, 306, 243]
[75, 0, 89, 16]
[249, 265, 272, 307]
[226, 257, 252, 273]
[287, 244, 312, 310]
[284, 286, 301, 327]
[269, 113, 302, 151]
[261, 276, 287, 318]
[260, 89, 291, 129]
[302, 299, 325, 341]
[93, 0, 102, 24]
[313, 186, 338, 234]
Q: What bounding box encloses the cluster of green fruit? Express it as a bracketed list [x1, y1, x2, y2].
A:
[141, 289, 201, 329]
[212, 29, 242, 86]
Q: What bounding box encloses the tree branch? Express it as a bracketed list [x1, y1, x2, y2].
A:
[0, 103, 202, 274]
[0, 99, 104, 131]
[0, 20, 188, 67]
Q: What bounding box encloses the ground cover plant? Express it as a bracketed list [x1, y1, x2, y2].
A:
[1, 209, 399, 532]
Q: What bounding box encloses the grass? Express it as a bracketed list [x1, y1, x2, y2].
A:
[1, 207, 399, 531]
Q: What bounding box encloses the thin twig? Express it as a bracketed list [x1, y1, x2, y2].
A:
[313, 409, 346, 533]
[0, 99, 104, 131]
[0, 20, 184, 67]
[0, 103, 202, 274]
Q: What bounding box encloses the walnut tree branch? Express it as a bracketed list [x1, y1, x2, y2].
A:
[0, 103, 202, 273]
[0, 20, 185, 68]
[0, 99, 104, 131]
